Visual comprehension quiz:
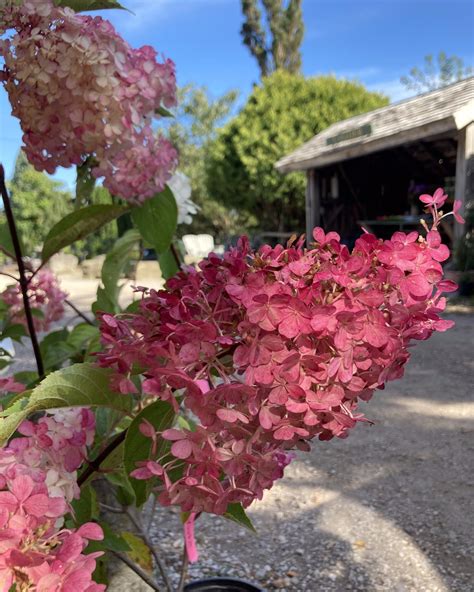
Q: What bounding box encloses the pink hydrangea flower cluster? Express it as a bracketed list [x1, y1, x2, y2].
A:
[97, 193, 462, 515]
[1, 269, 67, 332]
[0, 377, 25, 396]
[0, 407, 95, 503]
[0, 0, 178, 203]
[0, 472, 104, 592]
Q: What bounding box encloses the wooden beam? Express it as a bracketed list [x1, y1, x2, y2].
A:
[305, 169, 321, 245]
[454, 123, 474, 240]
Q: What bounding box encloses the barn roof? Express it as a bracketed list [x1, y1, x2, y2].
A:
[275, 77, 474, 173]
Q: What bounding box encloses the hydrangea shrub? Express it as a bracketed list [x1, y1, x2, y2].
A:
[0, 1, 465, 590]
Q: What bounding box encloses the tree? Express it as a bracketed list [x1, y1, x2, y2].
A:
[7, 152, 72, 256]
[167, 84, 254, 241]
[207, 71, 388, 232]
[240, 0, 304, 77]
[5, 152, 118, 259]
[401, 52, 473, 94]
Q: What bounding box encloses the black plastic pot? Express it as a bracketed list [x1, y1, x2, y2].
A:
[184, 577, 263, 591]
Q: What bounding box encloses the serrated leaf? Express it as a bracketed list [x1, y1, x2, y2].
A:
[42, 204, 129, 263]
[93, 229, 140, 314]
[0, 364, 129, 446]
[131, 186, 177, 255]
[224, 503, 256, 533]
[121, 532, 153, 572]
[124, 400, 176, 506]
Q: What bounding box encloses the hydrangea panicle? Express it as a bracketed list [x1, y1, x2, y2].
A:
[0, 0, 178, 203]
[1, 269, 67, 332]
[97, 190, 462, 515]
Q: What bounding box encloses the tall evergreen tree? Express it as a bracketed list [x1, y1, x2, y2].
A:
[240, 0, 304, 77]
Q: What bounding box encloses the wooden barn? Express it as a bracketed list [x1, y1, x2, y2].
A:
[275, 77, 474, 248]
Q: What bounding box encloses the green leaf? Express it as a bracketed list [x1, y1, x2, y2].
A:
[75, 160, 96, 209]
[124, 400, 176, 506]
[105, 466, 136, 506]
[87, 522, 131, 554]
[155, 106, 175, 118]
[1, 324, 27, 343]
[121, 532, 153, 572]
[0, 221, 24, 256]
[71, 485, 98, 524]
[40, 328, 73, 370]
[14, 371, 38, 388]
[53, 0, 127, 11]
[224, 503, 256, 533]
[42, 204, 129, 263]
[93, 229, 140, 314]
[0, 364, 129, 446]
[158, 248, 179, 280]
[131, 186, 177, 254]
[67, 323, 100, 351]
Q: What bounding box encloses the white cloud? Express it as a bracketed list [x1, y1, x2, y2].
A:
[367, 78, 414, 102]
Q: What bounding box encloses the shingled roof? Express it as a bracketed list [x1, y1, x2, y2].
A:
[275, 77, 474, 173]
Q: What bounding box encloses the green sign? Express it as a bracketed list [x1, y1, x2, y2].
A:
[326, 123, 372, 146]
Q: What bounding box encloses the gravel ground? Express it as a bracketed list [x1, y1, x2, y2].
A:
[4, 277, 473, 591]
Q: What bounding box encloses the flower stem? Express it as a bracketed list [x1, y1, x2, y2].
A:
[125, 506, 174, 592]
[177, 545, 189, 592]
[0, 164, 44, 378]
[77, 429, 127, 486]
[113, 551, 162, 591]
[64, 298, 95, 326]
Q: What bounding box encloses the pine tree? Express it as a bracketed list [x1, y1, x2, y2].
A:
[240, 0, 304, 77]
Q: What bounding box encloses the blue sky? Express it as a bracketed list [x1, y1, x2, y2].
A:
[1, 0, 473, 186]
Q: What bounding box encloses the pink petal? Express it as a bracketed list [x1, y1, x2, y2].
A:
[171, 439, 193, 459]
[24, 494, 50, 517]
[76, 522, 104, 540]
[11, 474, 34, 503]
[162, 428, 186, 441]
[0, 492, 18, 512]
[453, 200, 465, 224]
[216, 408, 240, 423]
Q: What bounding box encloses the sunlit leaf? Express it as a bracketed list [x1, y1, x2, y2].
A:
[131, 186, 177, 254]
[42, 204, 129, 263]
[0, 364, 129, 446]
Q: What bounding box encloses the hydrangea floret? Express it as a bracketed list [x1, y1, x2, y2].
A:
[97, 192, 463, 515]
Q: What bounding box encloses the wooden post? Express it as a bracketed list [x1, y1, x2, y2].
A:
[454, 123, 474, 240]
[305, 169, 321, 246]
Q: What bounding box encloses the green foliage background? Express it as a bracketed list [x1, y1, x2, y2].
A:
[168, 84, 255, 241]
[207, 71, 388, 233]
[3, 152, 117, 259]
